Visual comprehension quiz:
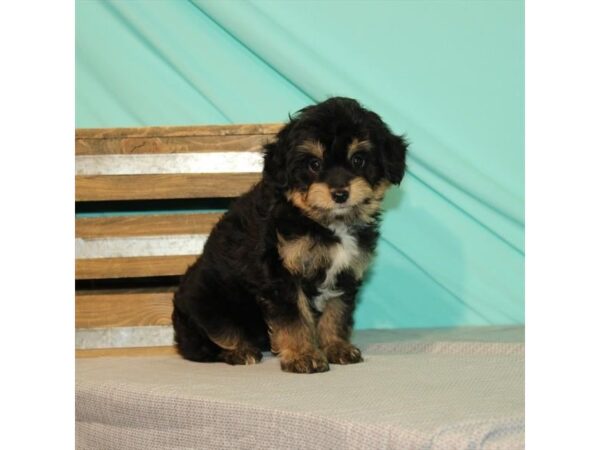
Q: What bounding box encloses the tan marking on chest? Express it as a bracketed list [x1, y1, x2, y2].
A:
[277, 233, 330, 276]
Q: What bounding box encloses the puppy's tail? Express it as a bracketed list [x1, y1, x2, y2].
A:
[172, 305, 221, 362]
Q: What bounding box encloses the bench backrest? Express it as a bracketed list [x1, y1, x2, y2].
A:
[75, 124, 280, 357]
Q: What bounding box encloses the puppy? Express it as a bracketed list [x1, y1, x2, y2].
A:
[172, 97, 407, 373]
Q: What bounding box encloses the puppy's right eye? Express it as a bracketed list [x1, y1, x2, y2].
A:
[308, 158, 322, 173]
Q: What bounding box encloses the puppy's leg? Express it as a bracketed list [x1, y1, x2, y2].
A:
[317, 296, 363, 365]
[264, 289, 329, 374]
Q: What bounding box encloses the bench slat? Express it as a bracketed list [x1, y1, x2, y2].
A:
[76, 213, 222, 238]
[76, 134, 274, 155]
[76, 289, 175, 328]
[76, 123, 282, 139]
[76, 346, 177, 358]
[76, 173, 260, 201]
[76, 152, 263, 176]
[76, 255, 197, 279]
[76, 234, 206, 259]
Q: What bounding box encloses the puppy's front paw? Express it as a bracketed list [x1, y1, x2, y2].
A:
[280, 350, 330, 374]
[324, 342, 363, 365]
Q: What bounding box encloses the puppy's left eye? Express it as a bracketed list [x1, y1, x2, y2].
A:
[308, 158, 322, 173]
[351, 153, 366, 169]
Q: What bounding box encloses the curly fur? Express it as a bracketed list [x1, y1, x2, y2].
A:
[173, 97, 408, 373]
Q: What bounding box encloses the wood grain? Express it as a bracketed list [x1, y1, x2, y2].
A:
[76, 123, 282, 139]
[76, 213, 222, 238]
[76, 255, 197, 279]
[76, 288, 175, 328]
[76, 134, 275, 155]
[76, 346, 177, 358]
[76, 173, 261, 201]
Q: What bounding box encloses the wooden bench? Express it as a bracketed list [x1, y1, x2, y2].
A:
[75, 123, 281, 357]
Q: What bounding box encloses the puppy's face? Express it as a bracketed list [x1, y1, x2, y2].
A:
[264, 97, 408, 224]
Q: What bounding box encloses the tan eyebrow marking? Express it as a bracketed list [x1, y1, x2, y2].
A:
[297, 140, 325, 159]
[348, 139, 372, 157]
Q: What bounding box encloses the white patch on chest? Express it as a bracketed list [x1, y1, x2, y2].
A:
[313, 223, 360, 312]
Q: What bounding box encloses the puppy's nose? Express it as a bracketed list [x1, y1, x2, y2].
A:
[331, 189, 349, 204]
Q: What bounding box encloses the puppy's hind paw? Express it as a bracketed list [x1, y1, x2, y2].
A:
[220, 347, 263, 365]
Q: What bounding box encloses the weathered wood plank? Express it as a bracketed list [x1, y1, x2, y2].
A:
[76, 134, 275, 155]
[76, 213, 222, 238]
[76, 255, 197, 279]
[75, 152, 264, 176]
[76, 289, 175, 328]
[76, 173, 260, 201]
[76, 346, 177, 358]
[76, 123, 282, 139]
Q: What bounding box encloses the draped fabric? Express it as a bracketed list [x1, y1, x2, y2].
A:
[76, 327, 525, 449]
[76, 0, 524, 328]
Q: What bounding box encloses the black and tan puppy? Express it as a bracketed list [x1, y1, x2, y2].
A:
[172, 97, 407, 373]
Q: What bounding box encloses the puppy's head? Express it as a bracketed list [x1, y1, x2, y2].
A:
[263, 97, 408, 224]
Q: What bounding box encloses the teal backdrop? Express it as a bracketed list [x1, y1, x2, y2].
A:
[76, 0, 524, 329]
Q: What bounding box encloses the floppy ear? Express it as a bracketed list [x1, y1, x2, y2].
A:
[262, 120, 295, 189]
[381, 133, 408, 184]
